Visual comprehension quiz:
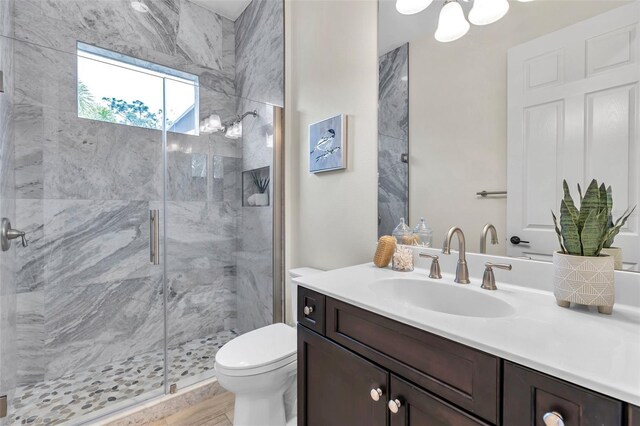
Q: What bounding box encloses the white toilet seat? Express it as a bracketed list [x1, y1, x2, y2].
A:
[215, 323, 297, 377]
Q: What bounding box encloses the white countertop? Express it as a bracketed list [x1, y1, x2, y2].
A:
[293, 263, 640, 406]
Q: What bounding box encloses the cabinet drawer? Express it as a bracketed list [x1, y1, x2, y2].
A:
[298, 287, 325, 334]
[504, 361, 623, 426]
[325, 297, 500, 424]
[389, 375, 490, 426]
[628, 404, 640, 426]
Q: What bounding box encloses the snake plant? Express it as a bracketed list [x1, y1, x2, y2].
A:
[551, 179, 635, 256]
[251, 171, 270, 194]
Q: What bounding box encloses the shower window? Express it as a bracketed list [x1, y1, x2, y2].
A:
[77, 42, 199, 135]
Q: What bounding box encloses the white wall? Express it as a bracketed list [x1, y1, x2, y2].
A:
[284, 0, 378, 322]
[408, 1, 629, 255]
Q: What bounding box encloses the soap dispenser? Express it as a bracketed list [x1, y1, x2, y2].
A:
[392, 217, 413, 245]
[413, 217, 433, 247]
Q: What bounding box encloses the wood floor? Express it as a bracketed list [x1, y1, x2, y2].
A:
[150, 392, 235, 426]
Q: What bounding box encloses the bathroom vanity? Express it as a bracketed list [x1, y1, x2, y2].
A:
[294, 262, 640, 426]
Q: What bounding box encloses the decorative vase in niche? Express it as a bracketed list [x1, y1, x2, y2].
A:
[601, 247, 623, 270]
[254, 193, 269, 206]
[553, 251, 615, 315]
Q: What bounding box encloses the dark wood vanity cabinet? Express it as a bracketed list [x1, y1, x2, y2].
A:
[503, 362, 623, 426]
[297, 287, 635, 426]
[629, 405, 640, 426]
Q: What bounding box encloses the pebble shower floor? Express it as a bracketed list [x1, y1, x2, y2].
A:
[8, 330, 238, 425]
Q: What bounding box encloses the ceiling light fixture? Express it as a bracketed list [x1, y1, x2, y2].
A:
[468, 0, 509, 25]
[435, 0, 470, 43]
[395, 0, 434, 15]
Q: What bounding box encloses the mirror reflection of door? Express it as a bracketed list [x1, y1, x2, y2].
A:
[507, 2, 639, 269]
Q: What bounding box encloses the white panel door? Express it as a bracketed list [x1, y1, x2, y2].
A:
[507, 2, 639, 269]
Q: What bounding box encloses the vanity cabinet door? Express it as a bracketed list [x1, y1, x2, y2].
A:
[503, 362, 623, 426]
[298, 326, 388, 426]
[629, 404, 640, 426]
[388, 375, 490, 426]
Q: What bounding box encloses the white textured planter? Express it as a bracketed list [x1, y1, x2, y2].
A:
[254, 193, 269, 206]
[601, 247, 623, 270]
[553, 251, 615, 314]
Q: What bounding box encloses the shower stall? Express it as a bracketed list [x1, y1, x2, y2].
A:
[0, 0, 284, 423]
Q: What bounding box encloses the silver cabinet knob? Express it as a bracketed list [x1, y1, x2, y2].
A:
[543, 411, 564, 426]
[303, 306, 314, 316]
[370, 388, 383, 402]
[388, 398, 402, 414]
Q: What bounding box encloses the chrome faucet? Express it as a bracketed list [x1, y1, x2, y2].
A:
[442, 227, 470, 284]
[480, 223, 498, 254]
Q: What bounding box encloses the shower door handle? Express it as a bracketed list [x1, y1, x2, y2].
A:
[150, 210, 160, 265]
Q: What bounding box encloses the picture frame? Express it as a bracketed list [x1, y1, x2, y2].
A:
[308, 114, 347, 173]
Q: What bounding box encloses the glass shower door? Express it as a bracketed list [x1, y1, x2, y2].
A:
[1, 35, 167, 424]
[164, 81, 241, 390]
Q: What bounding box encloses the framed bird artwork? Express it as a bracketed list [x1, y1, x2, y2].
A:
[308, 114, 347, 173]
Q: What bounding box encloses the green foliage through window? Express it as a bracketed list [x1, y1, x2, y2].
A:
[77, 43, 198, 134]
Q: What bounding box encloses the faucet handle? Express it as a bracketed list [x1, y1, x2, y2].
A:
[481, 262, 512, 290]
[419, 253, 442, 279]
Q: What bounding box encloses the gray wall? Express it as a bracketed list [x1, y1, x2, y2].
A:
[378, 43, 409, 237]
[235, 0, 283, 333]
[9, 0, 244, 384]
[0, 0, 16, 419]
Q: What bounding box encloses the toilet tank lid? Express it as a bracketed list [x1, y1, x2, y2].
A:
[215, 323, 296, 370]
[289, 267, 324, 278]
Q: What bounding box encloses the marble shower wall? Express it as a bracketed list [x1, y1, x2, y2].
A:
[235, 0, 283, 333]
[0, 0, 17, 419]
[10, 0, 241, 384]
[235, 0, 284, 107]
[378, 44, 409, 237]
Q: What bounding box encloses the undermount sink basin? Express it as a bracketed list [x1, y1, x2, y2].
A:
[370, 278, 515, 318]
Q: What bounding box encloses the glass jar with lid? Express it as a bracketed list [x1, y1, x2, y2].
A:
[412, 217, 433, 247]
[392, 217, 414, 245]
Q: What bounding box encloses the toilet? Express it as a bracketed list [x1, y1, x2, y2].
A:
[215, 268, 324, 426]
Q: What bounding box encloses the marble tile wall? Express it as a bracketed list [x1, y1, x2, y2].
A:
[235, 0, 284, 106]
[378, 44, 409, 237]
[13, 0, 236, 96]
[0, 0, 17, 421]
[236, 99, 274, 333]
[234, 0, 283, 332]
[9, 0, 242, 388]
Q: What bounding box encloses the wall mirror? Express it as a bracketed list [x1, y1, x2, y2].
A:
[378, 0, 640, 271]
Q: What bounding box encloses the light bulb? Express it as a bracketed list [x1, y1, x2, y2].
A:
[469, 0, 509, 25]
[225, 122, 242, 139]
[395, 0, 433, 15]
[435, 0, 470, 43]
[233, 122, 242, 138]
[206, 114, 222, 131]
